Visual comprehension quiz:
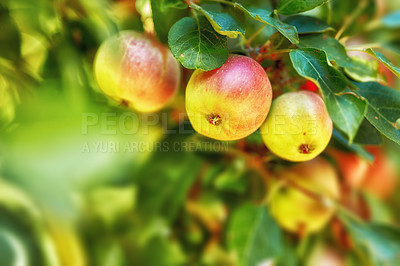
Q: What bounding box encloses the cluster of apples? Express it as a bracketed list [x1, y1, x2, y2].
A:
[94, 32, 395, 236]
[94, 31, 333, 162]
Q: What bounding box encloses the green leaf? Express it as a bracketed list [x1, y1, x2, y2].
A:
[353, 119, 383, 145]
[285, 15, 335, 34]
[133, 235, 186, 266]
[190, 4, 245, 38]
[234, 3, 299, 44]
[161, 0, 187, 11]
[214, 160, 247, 193]
[354, 82, 400, 145]
[382, 11, 400, 28]
[151, 0, 187, 43]
[298, 34, 352, 67]
[339, 214, 400, 265]
[365, 48, 400, 79]
[228, 204, 283, 266]
[332, 129, 374, 162]
[277, 0, 328, 15]
[344, 56, 385, 83]
[328, 93, 367, 143]
[168, 16, 228, 71]
[290, 48, 366, 142]
[288, 48, 348, 93]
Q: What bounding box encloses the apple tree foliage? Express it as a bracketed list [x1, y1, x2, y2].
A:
[0, 0, 400, 265]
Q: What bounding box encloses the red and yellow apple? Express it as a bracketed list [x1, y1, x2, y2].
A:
[94, 31, 180, 112]
[260, 91, 332, 162]
[269, 158, 340, 235]
[185, 55, 272, 141]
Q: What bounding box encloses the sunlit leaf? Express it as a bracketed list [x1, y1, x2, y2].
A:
[366, 48, 400, 78]
[344, 56, 385, 83]
[190, 4, 245, 38]
[277, 0, 328, 15]
[168, 16, 228, 70]
[234, 3, 299, 44]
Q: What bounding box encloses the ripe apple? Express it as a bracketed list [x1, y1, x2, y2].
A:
[362, 146, 397, 199]
[269, 158, 340, 235]
[94, 31, 180, 112]
[260, 91, 332, 162]
[185, 55, 272, 141]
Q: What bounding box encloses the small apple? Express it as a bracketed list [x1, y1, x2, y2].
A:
[185, 55, 272, 141]
[94, 31, 180, 112]
[269, 158, 340, 235]
[260, 91, 332, 162]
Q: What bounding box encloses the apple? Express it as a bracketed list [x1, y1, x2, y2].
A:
[260, 91, 332, 162]
[300, 80, 319, 93]
[269, 158, 340, 235]
[185, 55, 272, 141]
[307, 244, 346, 266]
[328, 148, 369, 188]
[362, 146, 397, 199]
[330, 147, 398, 199]
[94, 31, 180, 112]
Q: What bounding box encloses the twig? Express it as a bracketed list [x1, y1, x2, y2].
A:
[346, 43, 381, 51]
[335, 0, 368, 40]
[245, 25, 267, 47]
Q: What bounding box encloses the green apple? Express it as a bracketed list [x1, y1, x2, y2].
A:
[269, 158, 340, 235]
[260, 91, 332, 162]
[185, 55, 273, 141]
[94, 31, 180, 112]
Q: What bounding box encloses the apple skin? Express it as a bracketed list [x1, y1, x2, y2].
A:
[269, 158, 340, 235]
[300, 80, 319, 93]
[260, 91, 332, 162]
[94, 31, 181, 112]
[185, 55, 272, 141]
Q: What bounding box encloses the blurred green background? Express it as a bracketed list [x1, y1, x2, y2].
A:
[0, 0, 400, 265]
